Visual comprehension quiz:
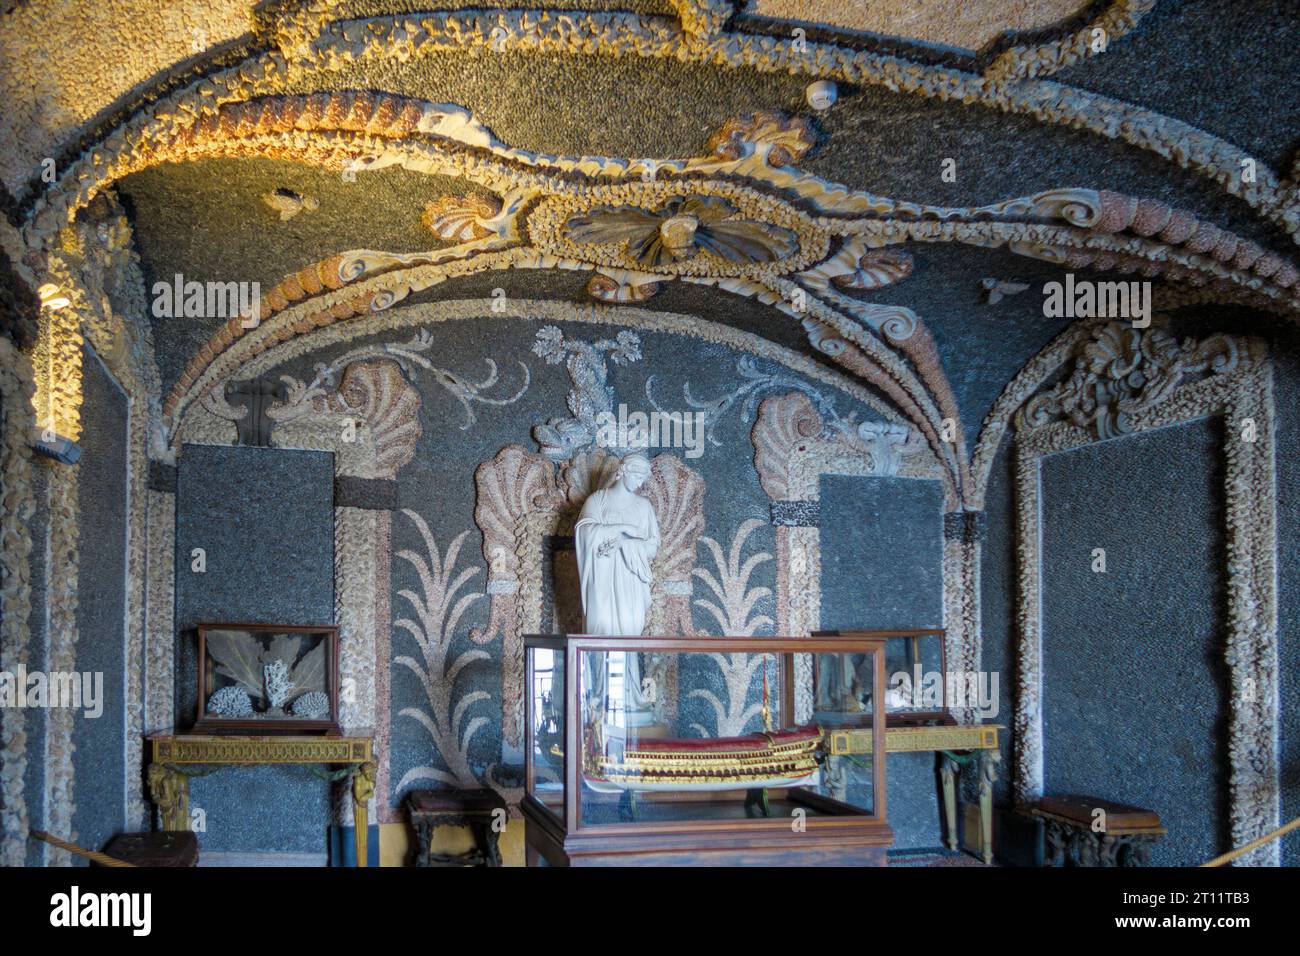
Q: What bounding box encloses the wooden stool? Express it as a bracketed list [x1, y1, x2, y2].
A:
[1029, 795, 1166, 866]
[100, 832, 200, 867]
[406, 789, 507, 867]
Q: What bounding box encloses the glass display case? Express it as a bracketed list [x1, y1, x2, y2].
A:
[523, 634, 892, 866]
[194, 622, 341, 734]
[815, 628, 950, 724]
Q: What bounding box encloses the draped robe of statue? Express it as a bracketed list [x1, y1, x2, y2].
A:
[574, 463, 660, 724]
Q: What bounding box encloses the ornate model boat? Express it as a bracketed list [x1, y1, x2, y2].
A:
[582, 725, 823, 793]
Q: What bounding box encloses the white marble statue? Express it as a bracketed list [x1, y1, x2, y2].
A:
[575, 454, 660, 724]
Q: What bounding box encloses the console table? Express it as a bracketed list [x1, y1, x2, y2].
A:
[826, 724, 1002, 863]
[147, 735, 376, 867]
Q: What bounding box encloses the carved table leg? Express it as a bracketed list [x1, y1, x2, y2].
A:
[1099, 834, 1121, 867]
[351, 762, 376, 868]
[413, 821, 432, 867]
[1043, 821, 1065, 866]
[939, 754, 958, 852]
[978, 749, 1000, 865]
[147, 764, 190, 832]
[1131, 836, 1154, 866]
[476, 821, 503, 868]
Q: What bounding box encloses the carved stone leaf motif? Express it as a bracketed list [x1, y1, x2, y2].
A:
[565, 195, 798, 269]
[1019, 322, 1240, 439]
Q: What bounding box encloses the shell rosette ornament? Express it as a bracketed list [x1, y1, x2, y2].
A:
[565, 195, 800, 270]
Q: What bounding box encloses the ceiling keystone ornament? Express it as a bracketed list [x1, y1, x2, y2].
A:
[705, 111, 817, 168]
[1016, 321, 1240, 440]
[564, 195, 800, 269]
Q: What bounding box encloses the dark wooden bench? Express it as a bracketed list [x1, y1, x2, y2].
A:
[1028, 795, 1166, 866]
[405, 789, 507, 867]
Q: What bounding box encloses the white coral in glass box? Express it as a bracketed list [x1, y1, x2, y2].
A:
[204, 630, 328, 718]
[208, 685, 253, 717]
[292, 691, 330, 719]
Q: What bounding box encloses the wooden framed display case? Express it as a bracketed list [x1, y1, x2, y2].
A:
[522, 634, 893, 866]
[812, 628, 951, 725]
[193, 622, 341, 735]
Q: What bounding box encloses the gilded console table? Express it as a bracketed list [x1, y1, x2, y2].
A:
[826, 724, 1003, 863]
[147, 735, 376, 867]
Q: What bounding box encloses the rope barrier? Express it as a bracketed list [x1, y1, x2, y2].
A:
[1201, 815, 1300, 867]
[29, 830, 137, 867]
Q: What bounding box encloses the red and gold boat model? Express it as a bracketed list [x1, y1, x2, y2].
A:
[582, 725, 823, 794]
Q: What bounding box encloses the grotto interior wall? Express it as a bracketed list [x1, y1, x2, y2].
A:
[980, 308, 1300, 867]
[161, 308, 966, 856]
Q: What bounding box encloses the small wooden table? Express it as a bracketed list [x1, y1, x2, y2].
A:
[405, 789, 508, 867]
[826, 723, 1003, 863]
[147, 735, 376, 867]
[1028, 795, 1166, 866]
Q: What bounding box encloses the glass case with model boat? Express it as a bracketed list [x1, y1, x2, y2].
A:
[523, 634, 892, 866]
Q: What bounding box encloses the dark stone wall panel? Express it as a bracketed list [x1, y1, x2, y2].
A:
[820, 473, 945, 848]
[175, 444, 335, 855]
[820, 475, 944, 630]
[71, 346, 129, 858]
[1040, 420, 1228, 867]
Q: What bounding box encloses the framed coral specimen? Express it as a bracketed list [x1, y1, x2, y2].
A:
[194, 624, 340, 735]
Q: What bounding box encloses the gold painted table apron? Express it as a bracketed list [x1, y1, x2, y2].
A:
[825, 724, 1003, 863]
[147, 735, 376, 867]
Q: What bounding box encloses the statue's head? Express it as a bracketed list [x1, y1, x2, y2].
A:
[612, 453, 652, 493]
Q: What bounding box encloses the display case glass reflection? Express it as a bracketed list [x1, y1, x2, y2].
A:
[525, 641, 566, 820]
[816, 629, 948, 722]
[524, 636, 887, 830]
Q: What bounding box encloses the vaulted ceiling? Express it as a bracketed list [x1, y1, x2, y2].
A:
[3, 0, 1298, 509]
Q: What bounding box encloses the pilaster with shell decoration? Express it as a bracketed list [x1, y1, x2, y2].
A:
[263, 358, 422, 823]
[473, 445, 566, 747]
[0, 338, 37, 866]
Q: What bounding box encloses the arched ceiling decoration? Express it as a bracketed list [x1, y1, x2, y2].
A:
[30, 82, 1280, 498]
[5, 0, 1298, 516]
[8, 0, 1298, 243]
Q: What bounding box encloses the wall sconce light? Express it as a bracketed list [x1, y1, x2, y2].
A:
[38, 283, 71, 310]
[806, 80, 838, 111]
[31, 430, 82, 465]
